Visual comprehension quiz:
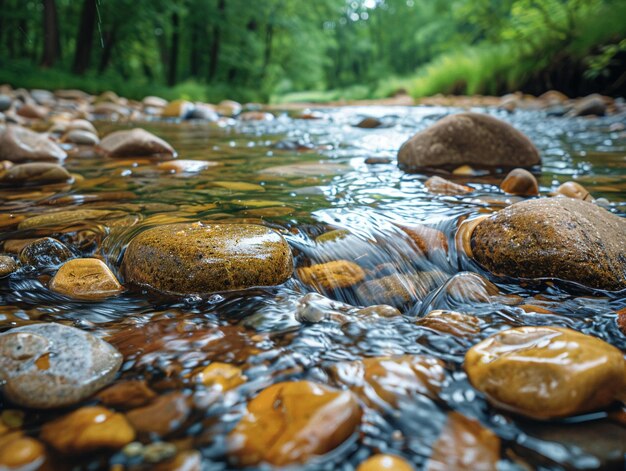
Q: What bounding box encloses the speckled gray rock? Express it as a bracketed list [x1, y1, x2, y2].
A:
[398, 112, 540, 172]
[96, 128, 175, 157]
[122, 222, 293, 295]
[0, 125, 67, 162]
[0, 323, 122, 408]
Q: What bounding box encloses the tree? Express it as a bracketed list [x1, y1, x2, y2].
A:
[73, 0, 97, 74]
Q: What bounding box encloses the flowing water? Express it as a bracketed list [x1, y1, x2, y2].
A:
[1, 106, 625, 470]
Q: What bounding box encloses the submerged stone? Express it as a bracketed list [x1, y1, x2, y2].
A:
[464, 326, 625, 419]
[470, 198, 626, 290]
[0, 162, 72, 185]
[357, 454, 414, 471]
[0, 323, 122, 408]
[97, 128, 176, 157]
[227, 381, 362, 467]
[398, 112, 540, 172]
[19, 237, 72, 268]
[297, 260, 366, 291]
[122, 222, 293, 295]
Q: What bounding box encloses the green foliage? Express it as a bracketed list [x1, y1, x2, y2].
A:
[0, 0, 624, 101]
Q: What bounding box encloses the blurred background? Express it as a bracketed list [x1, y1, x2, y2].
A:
[0, 0, 625, 103]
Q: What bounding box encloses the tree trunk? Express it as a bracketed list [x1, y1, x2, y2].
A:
[41, 0, 61, 67]
[168, 9, 180, 86]
[189, 21, 200, 77]
[208, 0, 225, 81]
[98, 27, 117, 73]
[73, 0, 97, 74]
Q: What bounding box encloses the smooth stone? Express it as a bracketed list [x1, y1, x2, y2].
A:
[0, 323, 123, 408]
[67, 119, 97, 135]
[0, 435, 46, 469]
[18, 209, 125, 230]
[19, 237, 72, 268]
[294, 292, 351, 323]
[64, 129, 99, 145]
[239, 111, 274, 121]
[297, 260, 366, 291]
[356, 304, 401, 318]
[555, 181, 593, 201]
[126, 392, 191, 437]
[358, 454, 414, 471]
[97, 128, 176, 157]
[0, 255, 18, 277]
[96, 380, 156, 410]
[227, 381, 362, 467]
[161, 100, 194, 119]
[195, 362, 246, 391]
[142, 96, 168, 108]
[500, 168, 539, 196]
[0, 125, 66, 162]
[355, 117, 382, 128]
[470, 198, 626, 290]
[571, 94, 606, 117]
[94, 91, 119, 104]
[464, 326, 625, 419]
[329, 355, 446, 407]
[122, 222, 293, 295]
[424, 176, 472, 195]
[426, 411, 500, 471]
[397, 224, 448, 256]
[0, 95, 12, 112]
[188, 104, 219, 121]
[50, 258, 123, 299]
[0, 162, 72, 185]
[216, 100, 242, 117]
[357, 272, 446, 309]
[416, 310, 481, 338]
[398, 112, 540, 172]
[40, 406, 135, 453]
[16, 104, 47, 119]
[315, 229, 350, 243]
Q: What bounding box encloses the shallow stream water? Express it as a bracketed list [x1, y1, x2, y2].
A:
[1, 106, 625, 470]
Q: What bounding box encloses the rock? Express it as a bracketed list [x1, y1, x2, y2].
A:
[315, 229, 350, 243]
[470, 198, 626, 290]
[356, 304, 401, 318]
[195, 362, 246, 391]
[0, 255, 18, 277]
[500, 168, 539, 196]
[0, 95, 12, 112]
[67, 119, 97, 135]
[398, 224, 448, 256]
[416, 310, 481, 338]
[94, 91, 119, 104]
[122, 222, 293, 295]
[142, 96, 168, 108]
[161, 100, 194, 119]
[16, 104, 47, 120]
[227, 381, 362, 467]
[126, 392, 191, 437]
[0, 125, 67, 162]
[297, 260, 366, 291]
[40, 406, 135, 453]
[357, 272, 445, 309]
[50, 258, 123, 299]
[330, 355, 446, 407]
[554, 181, 592, 201]
[294, 292, 351, 323]
[617, 307, 626, 336]
[239, 111, 274, 121]
[424, 176, 472, 195]
[216, 100, 242, 117]
[91, 102, 130, 117]
[0, 435, 47, 469]
[538, 90, 568, 105]
[64, 129, 99, 145]
[464, 326, 625, 419]
[571, 94, 606, 117]
[357, 454, 414, 471]
[19, 237, 72, 268]
[96, 380, 157, 410]
[54, 89, 89, 101]
[364, 156, 392, 165]
[97, 128, 176, 157]
[18, 209, 126, 230]
[355, 117, 382, 128]
[426, 411, 500, 471]
[188, 104, 218, 121]
[398, 113, 540, 172]
[0, 323, 122, 408]
[0, 162, 72, 185]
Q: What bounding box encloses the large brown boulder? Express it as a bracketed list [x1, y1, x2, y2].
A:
[122, 222, 293, 295]
[470, 198, 626, 290]
[0, 125, 66, 162]
[398, 113, 540, 172]
[96, 128, 175, 157]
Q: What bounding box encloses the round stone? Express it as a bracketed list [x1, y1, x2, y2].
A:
[50, 258, 123, 299]
[122, 222, 293, 295]
[227, 381, 362, 467]
[0, 255, 17, 277]
[0, 125, 66, 162]
[297, 260, 366, 291]
[500, 168, 539, 196]
[470, 198, 626, 290]
[464, 326, 625, 419]
[0, 323, 123, 408]
[398, 112, 540, 172]
[19, 237, 72, 268]
[96, 128, 175, 157]
[357, 454, 414, 471]
[64, 129, 99, 145]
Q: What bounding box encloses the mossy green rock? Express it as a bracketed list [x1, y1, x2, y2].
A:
[471, 198, 626, 290]
[122, 222, 293, 295]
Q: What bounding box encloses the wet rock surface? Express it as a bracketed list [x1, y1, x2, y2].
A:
[0, 255, 18, 277]
[96, 128, 176, 157]
[122, 222, 293, 294]
[19, 237, 72, 268]
[398, 112, 541, 171]
[465, 326, 625, 419]
[471, 198, 626, 290]
[0, 162, 72, 185]
[0, 125, 67, 162]
[227, 381, 362, 466]
[49, 258, 123, 299]
[0, 323, 122, 408]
